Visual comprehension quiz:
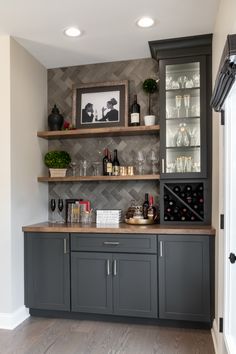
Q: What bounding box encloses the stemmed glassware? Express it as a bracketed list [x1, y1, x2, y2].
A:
[58, 199, 64, 223]
[50, 198, 56, 223]
[183, 95, 190, 117]
[136, 151, 145, 175]
[70, 162, 77, 176]
[175, 95, 182, 118]
[178, 75, 187, 88]
[92, 161, 101, 176]
[149, 149, 159, 174]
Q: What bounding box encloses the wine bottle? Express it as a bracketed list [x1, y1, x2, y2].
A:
[196, 184, 204, 193]
[143, 193, 149, 219]
[112, 149, 120, 176]
[168, 199, 175, 207]
[148, 195, 156, 220]
[184, 185, 192, 194]
[164, 214, 170, 221]
[173, 185, 181, 194]
[164, 194, 170, 202]
[106, 153, 113, 176]
[130, 94, 140, 126]
[102, 148, 109, 176]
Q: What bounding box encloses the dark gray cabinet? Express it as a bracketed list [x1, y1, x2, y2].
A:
[24, 232, 70, 311]
[113, 253, 157, 317]
[71, 233, 157, 318]
[71, 252, 113, 314]
[158, 235, 210, 322]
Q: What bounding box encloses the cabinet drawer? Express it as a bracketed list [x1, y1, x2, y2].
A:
[71, 234, 157, 254]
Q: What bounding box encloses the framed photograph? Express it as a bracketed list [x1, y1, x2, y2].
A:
[72, 80, 128, 129]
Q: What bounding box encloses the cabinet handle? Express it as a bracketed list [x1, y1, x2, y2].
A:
[113, 259, 117, 276]
[160, 241, 163, 257]
[103, 241, 120, 246]
[64, 238, 67, 254]
[106, 259, 110, 275]
[162, 159, 165, 173]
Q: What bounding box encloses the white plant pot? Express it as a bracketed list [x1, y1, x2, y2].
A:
[144, 115, 156, 126]
[49, 168, 67, 177]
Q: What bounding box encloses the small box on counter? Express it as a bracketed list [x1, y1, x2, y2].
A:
[96, 209, 122, 225]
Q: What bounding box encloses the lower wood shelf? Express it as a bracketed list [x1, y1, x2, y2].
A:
[37, 174, 160, 182]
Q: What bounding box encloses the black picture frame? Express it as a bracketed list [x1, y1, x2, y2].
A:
[72, 80, 128, 129]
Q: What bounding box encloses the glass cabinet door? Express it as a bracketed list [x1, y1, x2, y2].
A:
[161, 57, 207, 178]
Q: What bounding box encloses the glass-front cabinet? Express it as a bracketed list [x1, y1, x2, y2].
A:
[160, 56, 207, 178]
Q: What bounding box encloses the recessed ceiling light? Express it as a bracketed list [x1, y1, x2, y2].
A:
[64, 27, 81, 37]
[137, 17, 154, 28]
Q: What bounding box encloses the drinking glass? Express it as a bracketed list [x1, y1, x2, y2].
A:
[136, 151, 145, 175]
[175, 95, 182, 118]
[149, 149, 159, 174]
[183, 95, 190, 117]
[58, 199, 64, 223]
[50, 198, 56, 223]
[79, 160, 89, 176]
[92, 162, 101, 176]
[178, 76, 187, 88]
[70, 161, 77, 176]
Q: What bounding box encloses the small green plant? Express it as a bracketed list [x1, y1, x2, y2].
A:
[142, 78, 159, 115]
[44, 151, 71, 169]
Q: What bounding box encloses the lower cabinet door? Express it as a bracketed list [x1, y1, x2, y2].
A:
[24, 233, 70, 311]
[113, 254, 157, 318]
[158, 235, 211, 322]
[71, 252, 113, 314]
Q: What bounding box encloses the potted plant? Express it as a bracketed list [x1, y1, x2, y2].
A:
[142, 78, 159, 125]
[44, 151, 71, 177]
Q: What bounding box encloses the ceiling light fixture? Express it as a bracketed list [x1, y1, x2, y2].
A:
[137, 17, 154, 28]
[64, 27, 81, 37]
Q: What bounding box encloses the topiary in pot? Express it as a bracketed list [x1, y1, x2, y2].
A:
[142, 78, 159, 125]
[44, 151, 71, 177]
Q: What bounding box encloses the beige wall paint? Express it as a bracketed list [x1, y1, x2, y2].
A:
[212, 0, 236, 353]
[0, 36, 12, 314]
[0, 36, 48, 328]
[10, 38, 48, 313]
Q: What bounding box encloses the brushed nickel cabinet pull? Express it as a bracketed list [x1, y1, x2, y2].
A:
[113, 259, 117, 276]
[106, 259, 110, 276]
[64, 238, 67, 254]
[103, 241, 120, 246]
[162, 159, 165, 173]
[160, 241, 163, 257]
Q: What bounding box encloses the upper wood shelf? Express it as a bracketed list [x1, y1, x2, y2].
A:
[38, 174, 160, 183]
[37, 125, 160, 139]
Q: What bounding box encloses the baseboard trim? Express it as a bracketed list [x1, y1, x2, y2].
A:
[0, 306, 29, 330]
[211, 318, 218, 354]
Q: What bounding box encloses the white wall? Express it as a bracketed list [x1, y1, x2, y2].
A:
[0, 36, 48, 329]
[0, 36, 12, 315]
[212, 0, 236, 353]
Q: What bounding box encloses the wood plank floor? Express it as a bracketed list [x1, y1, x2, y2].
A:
[0, 317, 215, 354]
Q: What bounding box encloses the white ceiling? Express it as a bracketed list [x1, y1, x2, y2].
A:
[0, 0, 219, 69]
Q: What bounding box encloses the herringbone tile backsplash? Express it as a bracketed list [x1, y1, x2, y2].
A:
[48, 58, 160, 216]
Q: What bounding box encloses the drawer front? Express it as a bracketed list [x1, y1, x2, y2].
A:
[71, 234, 157, 254]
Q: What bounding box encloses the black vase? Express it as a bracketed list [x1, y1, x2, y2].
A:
[48, 105, 64, 131]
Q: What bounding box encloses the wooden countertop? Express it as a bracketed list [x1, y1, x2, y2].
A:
[22, 222, 215, 235]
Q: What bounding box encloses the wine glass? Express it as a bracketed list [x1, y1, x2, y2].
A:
[50, 199, 56, 223]
[149, 149, 159, 174]
[92, 161, 101, 176]
[136, 151, 145, 175]
[70, 161, 77, 176]
[183, 95, 190, 117]
[58, 199, 64, 223]
[175, 95, 182, 118]
[178, 75, 187, 88]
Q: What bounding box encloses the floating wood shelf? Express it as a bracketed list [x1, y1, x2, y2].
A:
[38, 174, 160, 182]
[37, 125, 160, 139]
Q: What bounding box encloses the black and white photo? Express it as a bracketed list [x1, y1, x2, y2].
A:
[72, 81, 128, 129]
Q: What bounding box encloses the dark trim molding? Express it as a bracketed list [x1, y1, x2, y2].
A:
[149, 34, 212, 61]
[211, 34, 236, 112]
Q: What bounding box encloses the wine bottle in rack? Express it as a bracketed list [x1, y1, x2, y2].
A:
[173, 185, 181, 194]
[130, 94, 140, 126]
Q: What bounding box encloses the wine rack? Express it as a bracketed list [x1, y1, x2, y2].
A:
[161, 181, 208, 223]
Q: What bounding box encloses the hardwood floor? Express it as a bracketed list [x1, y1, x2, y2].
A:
[0, 317, 215, 354]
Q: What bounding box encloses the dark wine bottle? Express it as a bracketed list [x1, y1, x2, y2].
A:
[184, 185, 192, 193]
[106, 152, 113, 176]
[112, 149, 120, 176]
[173, 186, 181, 194]
[164, 214, 170, 221]
[164, 194, 170, 202]
[166, 207, 172, 213]
[130, 94, 140, 126]
[173, 206, 179, 214]
[143, 193, 149, 219]
[148, 195, 156, 220]
[102, 148, 109, 176]
[196, 184, 204, 193]
[168, 199, 175, 207]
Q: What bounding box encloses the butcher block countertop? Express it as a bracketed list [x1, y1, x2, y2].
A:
[22, 222, 215, 236]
